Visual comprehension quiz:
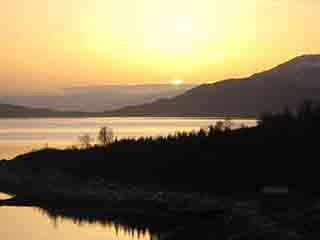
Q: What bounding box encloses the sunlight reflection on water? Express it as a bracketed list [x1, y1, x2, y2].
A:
[0, 204, 153, 240]
[0, 117, 256, 159]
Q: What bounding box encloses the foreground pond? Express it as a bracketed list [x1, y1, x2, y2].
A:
[2, 192, 320, 239]
[0, 192, 232, 240]
[0, 193, 153, 240]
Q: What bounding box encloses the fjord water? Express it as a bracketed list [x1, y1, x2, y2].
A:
[0, 194, 152, 240]
[0, 117, 256, 159]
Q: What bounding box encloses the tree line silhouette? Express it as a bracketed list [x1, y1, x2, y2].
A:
[7, 101, 320, 193]
[78, 126, 114, 149]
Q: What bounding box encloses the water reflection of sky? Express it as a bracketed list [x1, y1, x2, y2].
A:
[0, 205, 153, 240]
[0, 117, 256, 159]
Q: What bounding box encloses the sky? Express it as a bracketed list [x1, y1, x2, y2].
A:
[1, 0, 320, 94]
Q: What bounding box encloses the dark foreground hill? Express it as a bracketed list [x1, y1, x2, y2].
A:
[1, 103, 320, 240]
[0, 103, 97, 118]
[1, 102, 320, 194]
[105, 55, 320, 117]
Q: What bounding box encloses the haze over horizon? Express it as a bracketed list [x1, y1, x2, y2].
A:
[1, 0, 320, 94]
[0, 83, 195, 111]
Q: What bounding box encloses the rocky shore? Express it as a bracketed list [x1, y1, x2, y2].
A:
[1, 158, 320, 239]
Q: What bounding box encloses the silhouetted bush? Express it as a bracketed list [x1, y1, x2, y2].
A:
[78, 134, 93, 149]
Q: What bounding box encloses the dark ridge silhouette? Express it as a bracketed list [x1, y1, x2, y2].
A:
[1, 101, 320, 194]
[104, 54, 320, 117]
[0, 103, 98, 118]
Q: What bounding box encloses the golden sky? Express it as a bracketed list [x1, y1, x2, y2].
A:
[1, 0, 320, 93]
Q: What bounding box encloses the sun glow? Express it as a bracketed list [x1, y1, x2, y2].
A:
[141, 14, 209, 57]
[135, 1, 228, 62]
[2, 0, 320, 90]
[171, 79, 184, 85]
[85, 0, 228, 73]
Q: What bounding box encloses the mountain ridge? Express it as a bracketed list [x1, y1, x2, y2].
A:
[1, 55, 320, 118]
[1, 84, 194, 112]
[0, 103, 96, 118]
[104, 54, 320, 117]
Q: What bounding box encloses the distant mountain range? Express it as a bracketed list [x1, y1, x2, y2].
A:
[104, 55, 320, 117]
[1, 84, 194, 112]
[0, 103, 95, 118]
[1, 55, 320, 118]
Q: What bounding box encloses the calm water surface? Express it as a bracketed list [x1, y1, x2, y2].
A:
[0, 117, 256, 159]
[0, 193, 153, 240]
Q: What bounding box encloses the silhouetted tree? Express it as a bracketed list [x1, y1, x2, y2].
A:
[224, 118, 233, 131]
[208, 121, 225, 136]
[297, 100, 313, 120]
[78, 134, 93, 149]
[97, 127, 114, 147]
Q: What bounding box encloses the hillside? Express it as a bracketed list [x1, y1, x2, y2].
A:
[0, 103, 94, 118]
[105, 55, 320, 117]
[2, 55, 320, 118]
[1, 84, 194, 112]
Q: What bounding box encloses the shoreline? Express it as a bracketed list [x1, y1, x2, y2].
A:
[0, 115, 258, 120]
[1, 188, 319, 240]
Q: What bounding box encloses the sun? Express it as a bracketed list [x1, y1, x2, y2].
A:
[171, 79, 184, 86]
